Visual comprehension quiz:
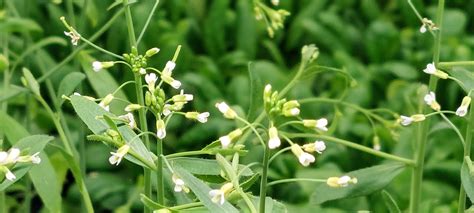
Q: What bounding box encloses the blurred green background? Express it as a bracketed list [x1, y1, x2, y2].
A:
[1, 0, 474, 212]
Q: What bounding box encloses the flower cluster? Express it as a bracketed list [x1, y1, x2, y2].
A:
[419, 18, 439, 33]
[0, 148, 41, 181]
[253, 1, 290, 38]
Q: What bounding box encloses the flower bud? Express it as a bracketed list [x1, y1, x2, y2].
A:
[268, 127, 281, 149]
[156, 120, 166, 139]
[125, 104, 143, 112]
[301, 44, 319, 63]
[456, 96, 471, 117]
[215, 102, 237, 119]
[291, 144, 315, 166]
[145, 47, 160, 57]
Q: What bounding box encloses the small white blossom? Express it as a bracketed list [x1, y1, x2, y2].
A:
[185, 112, 210, 123]
[5, 169, 16, 181]
[215, 102, 237, 119]
[424, 91, 440, 111]
[327, 175, 358, 188]
[139, 68, 146, 75]
[419, 25, 427, 33]
[64, 31, 80, 46]
[92, 61, 102, 72]
[30, 152, 41, 164]
[399, 115, 413, 126]
[423, 62, 436, 74]
[170, 80, 182, 89]
[219, 135, 231, 148]
[118, 113, 136, 129]
[172, 174, 189, 193]
[156, 120, 166, 139]
[163, 104, 172, 116]
[314, 141, 326, 154]
[456, 96, 471, 117]
[209, 183, 233, 205]
[108, 145, 130, 166]
[271, 0, 279, 6]
[163, 61, 176, 75]
[316, 118, 328, 131]
[291, 144, 315, 167]
[268, 127, 281, 149]
[145, 73, 158, 90]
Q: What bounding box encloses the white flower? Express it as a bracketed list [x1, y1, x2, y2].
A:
[119, 113, 136, 129]
[209, 183, 233, 205]
[282, 100, 300, 117]
[219, 135, 231, 148]
[373, 143, 381, 151]
[215, 102, 237, 119]
[30, 152, 41, 164]
[314, 141, 326, 154]
[316, 118, 328, 131]
[0, 152, 7, 164]
[139, 68, 146, 75]
[163, 61, 176, 75]
[5, 148, 20, 164]
[209, 189, 225, 205]
[163, 104, 172, 116]
[92, 61, 102, 72]
[170, 80, 182, 89]
[291, 144, 315, 167]
[108, 145, 130, 166]
[424, 92, 436, 105]
[172, 90, 193, 102]
[98, 94, 114, 112]
[268, 127, 281, 149]
[298, 152, 315, 166]
[423, 62, 436, 74]
[5, 169, 16, 181]
[456, 96, 471, 117]
[399, 115, 413, 126]
[271, 0, 279, 6]
[145, 73, 158, 90]
[156, 120, 166, 139]
[424, 91, 440, 111]
[185, 112, 210, 123]
[327, 175, 358, 188]
[125, 104, 142, 112]
[64, 31, 80, 46]
[419, 25, 427, 33]
[172, 174, 189, 193]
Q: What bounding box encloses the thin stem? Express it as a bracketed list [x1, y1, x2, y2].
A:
[122, 0, 154, 209]
[79, 37, 124, 59]
[285, 133, 415, 166]
[259, 142, 270, 213]
[269, 147, 291, 164]
[137, 0, 160, 45]
[166, 150, 210, 158]
[439, 113, 465, 147]
[438, 61, 474, 68]
[156, 138, 164, 204]
[409, 0, 444, 212]
[267, 178, 326, 187]
[236, 116, 266, 147]
[38, 8, 125, 82]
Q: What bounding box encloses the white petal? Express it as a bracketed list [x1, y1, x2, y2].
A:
[171, 80, 181, 89]
[5, 170, 16, 181]
[268, 138, 281, 149]
[197, 112, 210, 123]
[219, 136, 231, 148]
[92, 61, 102, 72]
[157, 128, 166, 139]
[0, 152, 8, 163]
[456, 106, 467, 117]
[314, 141, 326, 154]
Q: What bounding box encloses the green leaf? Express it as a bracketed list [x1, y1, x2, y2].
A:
[247, 62, 262, 121]
[0, 135, 53, 191]
[239, 196, 286, 213]
[57, 72, 86, 106]
[382, 62, 419, 80]
[174, 165, 239, 213]
[22, 68, 40, 96]
[70, 95, 154, 169]
[0, 17, 42, 33]
[381, 190, 401, 213]
[0, 112, 61, 212]
[461, 161, 474, 203]
[170, 157, 253, 176]
[310, 163, 406, 204]
[140, 194, 166, 210]
[447, 67, 474, 93]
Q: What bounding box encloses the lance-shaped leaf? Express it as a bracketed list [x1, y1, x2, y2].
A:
[311, 163, 405, 204]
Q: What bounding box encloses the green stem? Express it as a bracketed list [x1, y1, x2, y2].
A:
[122, 0, 154, 209]
[156, 138, 164, 204]
[37, 8, 125, 83]
[137, 0, 160, 45]
[409, 0, 444, 212]
[166, 150, 209, 158]
[438, 61, 474, 68]
[285, 133, 415, 166]
[458, 93, 474, 212]
[259, 138, 270, 213]
[267, 178, 326, 187]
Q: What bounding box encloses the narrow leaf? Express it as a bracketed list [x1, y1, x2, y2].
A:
[310, 163, 405, 204]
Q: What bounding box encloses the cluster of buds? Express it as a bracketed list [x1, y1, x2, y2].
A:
[253, 2, 290, 38]
[419, 18, 439, 33]
[263, 84, 300, 118]
[0, 148, 41, 181]
[326, 175, 358, 188]
[209, 182, 234, 205]
[123, 47, 157, 73]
